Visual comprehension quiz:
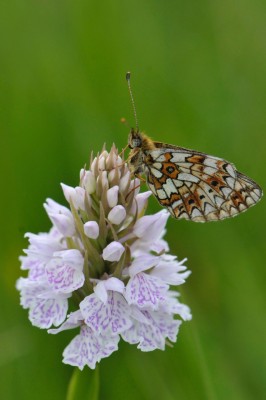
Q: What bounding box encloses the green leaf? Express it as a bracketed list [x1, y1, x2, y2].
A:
[66, 367, 100, 400]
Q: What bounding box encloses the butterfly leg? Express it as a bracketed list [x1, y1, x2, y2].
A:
[125, 175, 145, 201]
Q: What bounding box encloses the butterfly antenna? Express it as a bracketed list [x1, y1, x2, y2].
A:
[126, 72, 139, 132]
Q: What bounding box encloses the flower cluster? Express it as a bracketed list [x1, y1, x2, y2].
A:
[17, 145, 192, 369]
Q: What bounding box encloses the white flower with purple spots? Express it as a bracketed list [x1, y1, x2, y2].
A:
[17, 145, 191, 370]
[46, 249, 85, 293]
[63, 325, 120, 370]
[125, 255, 169, 310]
[16, 277, 70, 328]
[121, 310, 182, 351]
[80, 291, 132, 336]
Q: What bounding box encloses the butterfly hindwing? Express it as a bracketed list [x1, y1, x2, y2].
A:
[144, 144, 262, 222]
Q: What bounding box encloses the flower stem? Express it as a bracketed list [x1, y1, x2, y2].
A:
[66, 366, 100, 400]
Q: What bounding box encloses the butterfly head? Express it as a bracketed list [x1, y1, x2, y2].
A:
[128, 128, 143, 149]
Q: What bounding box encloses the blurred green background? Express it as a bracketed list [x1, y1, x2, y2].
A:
[1, 0, 265, 399]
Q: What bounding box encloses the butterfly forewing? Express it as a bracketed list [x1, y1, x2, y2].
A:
[144, 144, 262, 222]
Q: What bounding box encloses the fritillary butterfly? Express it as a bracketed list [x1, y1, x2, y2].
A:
[126, 73, 262, 222]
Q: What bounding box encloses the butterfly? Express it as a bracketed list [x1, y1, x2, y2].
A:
[125, 73, 262, 222]
[128, 129, 262, 222]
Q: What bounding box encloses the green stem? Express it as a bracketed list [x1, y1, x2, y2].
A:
[66, 366, 100, 400]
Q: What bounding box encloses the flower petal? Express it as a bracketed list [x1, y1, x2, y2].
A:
[122, 310, 181, 351]
[46, 250, 84, 293]
[17, 277, 70, 329]
[80, 291, 132, 336]
[29, 296, 68, 329]
[63, 325, 119, 370]
[125, 272, 169, 310]
[161, 291, 192, 321]
[94, 278, 125, 303]
[133, 210, 170, 241]
[128, 255, 159, 276]
[48, 213, 76, 237]
[24, 229, 64, 260]
[130, 191, 152, 216]
[151, 256, 191, 285]
[44, 198, 71, 216]
[48, 310, 83, 334]
[61, 183, 86, 210]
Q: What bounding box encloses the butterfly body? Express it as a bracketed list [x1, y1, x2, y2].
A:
[128, 128, 262, 222]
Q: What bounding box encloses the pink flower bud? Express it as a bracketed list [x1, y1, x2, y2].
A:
[108, 205, 126, 225]
[81, 170, 96, 194]
[107, 185, 119, 208]
[61, 183, 85, 210]
[102, 241, 125, 261]
[84, 221, 99, 239]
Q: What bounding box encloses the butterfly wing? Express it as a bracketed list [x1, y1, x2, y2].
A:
[144, 144, 262, 222]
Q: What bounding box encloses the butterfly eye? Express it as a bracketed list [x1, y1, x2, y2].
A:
[132, 138, 142, 148]
[128, 130, 142, 149]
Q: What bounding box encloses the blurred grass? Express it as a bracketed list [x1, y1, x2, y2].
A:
[0, 0, 266, 399]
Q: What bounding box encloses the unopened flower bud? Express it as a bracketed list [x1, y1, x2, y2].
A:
[61, 183, 85, 210]
[108, 205, 126, 225]
[102, 241, 125, 261]
[84, 221, 99, 239]
[107, 185, 119, 208]
[81, 170, 96, 194]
